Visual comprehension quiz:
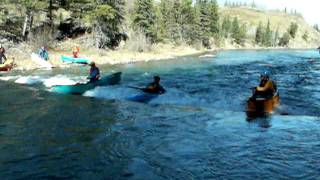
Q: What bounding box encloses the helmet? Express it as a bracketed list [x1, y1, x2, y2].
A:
[154, 76, 161, 82]
[89, 61, 95, 66]
[261, 71, 270, 78]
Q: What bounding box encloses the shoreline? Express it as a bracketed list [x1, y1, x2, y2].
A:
[4, 43, 319, 71]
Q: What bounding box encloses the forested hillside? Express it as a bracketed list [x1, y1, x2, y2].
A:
[0, 0, 319, 52]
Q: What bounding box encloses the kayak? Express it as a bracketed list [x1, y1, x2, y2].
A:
[0, 59, 14, 71]
[52, 72, 121, 95]
[61, 56, 89, 64]
[31, 53, 53, 69]
[128, 93, 159, 103]
[246, 93, 280, 117]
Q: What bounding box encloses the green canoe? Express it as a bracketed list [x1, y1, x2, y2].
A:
[52, 72, 121, 95]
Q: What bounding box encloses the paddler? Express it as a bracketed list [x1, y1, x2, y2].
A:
[252, 72, 277, 98]
[72, 46, 80, 58]
[88, 62, 100, 82]
[0, 44, 7, 64]
[143, 76, 166, 94]
[38, 46, 49, 61]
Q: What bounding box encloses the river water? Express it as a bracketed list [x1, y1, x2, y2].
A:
[0, 50, 320, 179]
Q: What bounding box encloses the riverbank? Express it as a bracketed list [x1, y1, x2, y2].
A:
[3, 40, 319, 71]
[4, 42, 214, 71]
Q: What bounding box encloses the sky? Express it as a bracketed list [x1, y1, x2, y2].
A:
[217, 0, 319, 25]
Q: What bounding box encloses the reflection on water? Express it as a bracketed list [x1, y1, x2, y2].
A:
[0, 50, 320, 179]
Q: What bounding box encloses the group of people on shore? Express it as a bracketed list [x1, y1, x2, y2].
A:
[37, 45, 80, 61]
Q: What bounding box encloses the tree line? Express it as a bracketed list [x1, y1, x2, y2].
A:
[255, 20, 299, 47]
[0, 0, 308, 50]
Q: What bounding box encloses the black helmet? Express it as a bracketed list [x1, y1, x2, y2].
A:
[154, 76, 160, 82]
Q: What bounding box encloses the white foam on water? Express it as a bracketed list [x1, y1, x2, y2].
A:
[149, 88, 200, 106]
[199, 54, 215, 58]
[83, 86, 135, 100]
[83, 85, 202, 106]
[15, 76, 43, 84]
[42, 75, 85, 87]
[0, 75, 21, 81]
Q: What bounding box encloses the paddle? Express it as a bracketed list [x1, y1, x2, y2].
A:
[127, 85, 145, 91]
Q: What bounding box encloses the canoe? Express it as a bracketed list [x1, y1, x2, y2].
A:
[52, 72, 121, 95]
[31, 53, 53, 69]
[128, 93, 159, 103]
[61, 56, 89, 64]
[0, 59, 14, 71]
[246, 93, 280, 117]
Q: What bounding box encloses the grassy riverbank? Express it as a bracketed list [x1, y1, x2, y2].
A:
[5, 41, 211, 70]
[4, 38, 319, 71]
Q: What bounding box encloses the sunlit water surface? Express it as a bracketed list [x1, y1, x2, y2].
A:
[0, 50, 320, 179]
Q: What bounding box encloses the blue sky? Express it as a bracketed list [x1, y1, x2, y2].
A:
[217, 0, 319, 25]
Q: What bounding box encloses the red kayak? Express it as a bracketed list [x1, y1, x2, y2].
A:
[0, 61, 14, 71]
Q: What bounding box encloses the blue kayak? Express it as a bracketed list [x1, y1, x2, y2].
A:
[52, 72, 121, 95]
[61, 56, 89, 64]
[128, 93, 159, 103]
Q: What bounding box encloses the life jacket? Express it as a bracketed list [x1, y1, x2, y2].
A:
[144, 82, 166, 94]
[89, 66, 100, 81]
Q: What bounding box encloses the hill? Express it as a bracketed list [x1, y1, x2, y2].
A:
[220, 7, 320, 48]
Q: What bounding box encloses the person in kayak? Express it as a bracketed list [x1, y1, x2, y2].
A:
[38, 46, 49, 61]
[0, 45, 7, 64]
[88, 62, 100, 82]
[143, 76, 166, 94]
[252, 72, 277, 98]
[72, 46, 80, 58]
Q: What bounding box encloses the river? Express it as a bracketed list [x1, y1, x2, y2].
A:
[0, 50, 319, 179]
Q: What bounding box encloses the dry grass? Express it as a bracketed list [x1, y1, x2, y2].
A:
[220, 7, 320, 48]
[6, 38, 207, 70]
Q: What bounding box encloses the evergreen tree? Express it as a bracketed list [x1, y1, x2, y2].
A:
[221, 16, 231, 38]
[279, 32, 290, 46]
[197, 0, 211, 48]
[180, 0, 197, 44]
[208, 0, 219, 35]
[224, 1, 228, 7]
[188, 3, 202, 45]
[302, 31, 308, 41]
[166, 0, 182, 43]
[238, 23, 247, 45]
[314, 24, 320, 32]
[231, 17, 240, 44]
[19, 0, 47, 39]
[132, 0, 156, 42]
[288, 22, 298, 38]
[263, 20, 272, 46]
[273, 28, 280, 46]
[251, 0, 256, 8]
[255, 21, 263, 44]
[85, 0, 126, 48]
